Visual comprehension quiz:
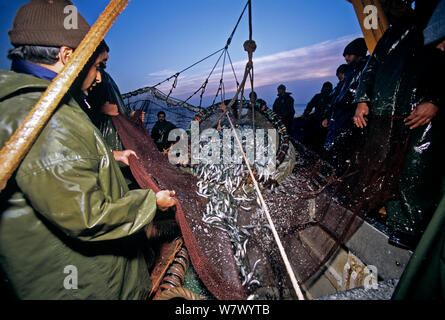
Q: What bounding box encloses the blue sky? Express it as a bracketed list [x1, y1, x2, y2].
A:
[0, 0, 363, 107]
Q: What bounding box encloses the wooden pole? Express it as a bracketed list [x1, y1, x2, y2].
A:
[0, 0, 131, 191]
[350, 0, 389, 54]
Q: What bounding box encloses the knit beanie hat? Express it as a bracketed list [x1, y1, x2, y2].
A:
[8, 0, 90, 49]
[343, 38, 368, 57]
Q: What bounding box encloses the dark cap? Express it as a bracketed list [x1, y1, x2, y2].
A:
[343, 38, 368, 57]
[8, 0, 90, 49]
[336, 64, 350, 75]
[278, 84, 286, 90]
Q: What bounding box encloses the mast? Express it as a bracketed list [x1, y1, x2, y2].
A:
[348, 0, 389, 53]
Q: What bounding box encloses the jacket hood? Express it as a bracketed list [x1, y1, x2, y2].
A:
[0, 69, 78, 109]
[0, 69, 50, 100]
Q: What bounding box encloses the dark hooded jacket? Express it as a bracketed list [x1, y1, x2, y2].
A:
[392, 0, 445, 300]
[353, 24, 428, 114]
[303, 90, 332, 122]
[324, 56, 369, 150]
[151, 119, 176, 152]
[352, 17, 444, 247]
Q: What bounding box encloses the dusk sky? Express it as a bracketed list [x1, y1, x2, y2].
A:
[0, 0, 363, 109]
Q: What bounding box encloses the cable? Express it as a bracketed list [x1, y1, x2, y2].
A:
[224, 111, 305, 301]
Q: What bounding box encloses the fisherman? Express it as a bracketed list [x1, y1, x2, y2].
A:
[291, 82, 333, 153]
[273, 84, 295, 131]
[353, 0, 442, 250]
[249, 91, 267, 108]
[322, 64, 349, 129]
[85, 43, 146, 152]
[303, 82, 333, 122]
[80, 43, 146, 188]
[323, 38, 369, 155]
[0, 0, 179, 299]
[392, 0, 445, 299]
[74, 41, 138, 170]
[151, 111, 177, 153]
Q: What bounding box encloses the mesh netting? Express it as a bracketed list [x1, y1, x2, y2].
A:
[112, 112, 246, 300]
[115, 90, 410, 299]
[123, 87, 200, 131]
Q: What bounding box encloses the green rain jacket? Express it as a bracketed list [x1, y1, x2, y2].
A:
[0, 70, 157, 300]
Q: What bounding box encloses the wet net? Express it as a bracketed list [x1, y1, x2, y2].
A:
[122, 86, 200, 131]
[114, 89, 411, 300]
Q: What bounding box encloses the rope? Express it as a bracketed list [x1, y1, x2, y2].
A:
[165, 73, 179, 103]
[224, 111, 306, 301]
[238, 39, 257, 124]
[249, 65, 256, 160]
[148, 1, 250, 110]
[155, 287, 200, 301]
[226, 50, 240, 90]
[182, 48, 226, 108]
[212, 49, 227, 105]
[152, 47, 225, 89]
[130, 98, 196, 120]
[215, 1, 305, 300]
[123, 87, 202, 113]
[226, 1, 249, 48]
[149, 238, 184, 298]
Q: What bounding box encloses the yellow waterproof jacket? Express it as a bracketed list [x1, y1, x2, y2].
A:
[0, 70, 157, 299]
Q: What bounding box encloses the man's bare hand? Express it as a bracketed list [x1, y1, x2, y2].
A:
[113, 150, 138, 166]
[156, 190, 176, 211]
[354, 102, 369, 128]
[101, 102, 119, 116]
[404, 102, 439, 130]
[322, 119, 329, 128]
[220, 103, 227, 113]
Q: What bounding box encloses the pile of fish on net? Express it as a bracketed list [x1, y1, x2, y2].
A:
[185, 101, 325, 299]
[186, 100, 402, 300]
[191, 115, 284, 293]
[115, 98, 408, 300]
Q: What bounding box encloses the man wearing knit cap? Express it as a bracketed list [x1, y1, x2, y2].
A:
[273, 84, 295, 130]
[0, 0, 178, 300]
[322, 38, 369, 170]
[343, 37, 368, 64]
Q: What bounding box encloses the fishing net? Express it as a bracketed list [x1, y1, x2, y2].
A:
[122, 86, 200, 131]
[114, 88, 411, 299]
[112, 112, 246, 300]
